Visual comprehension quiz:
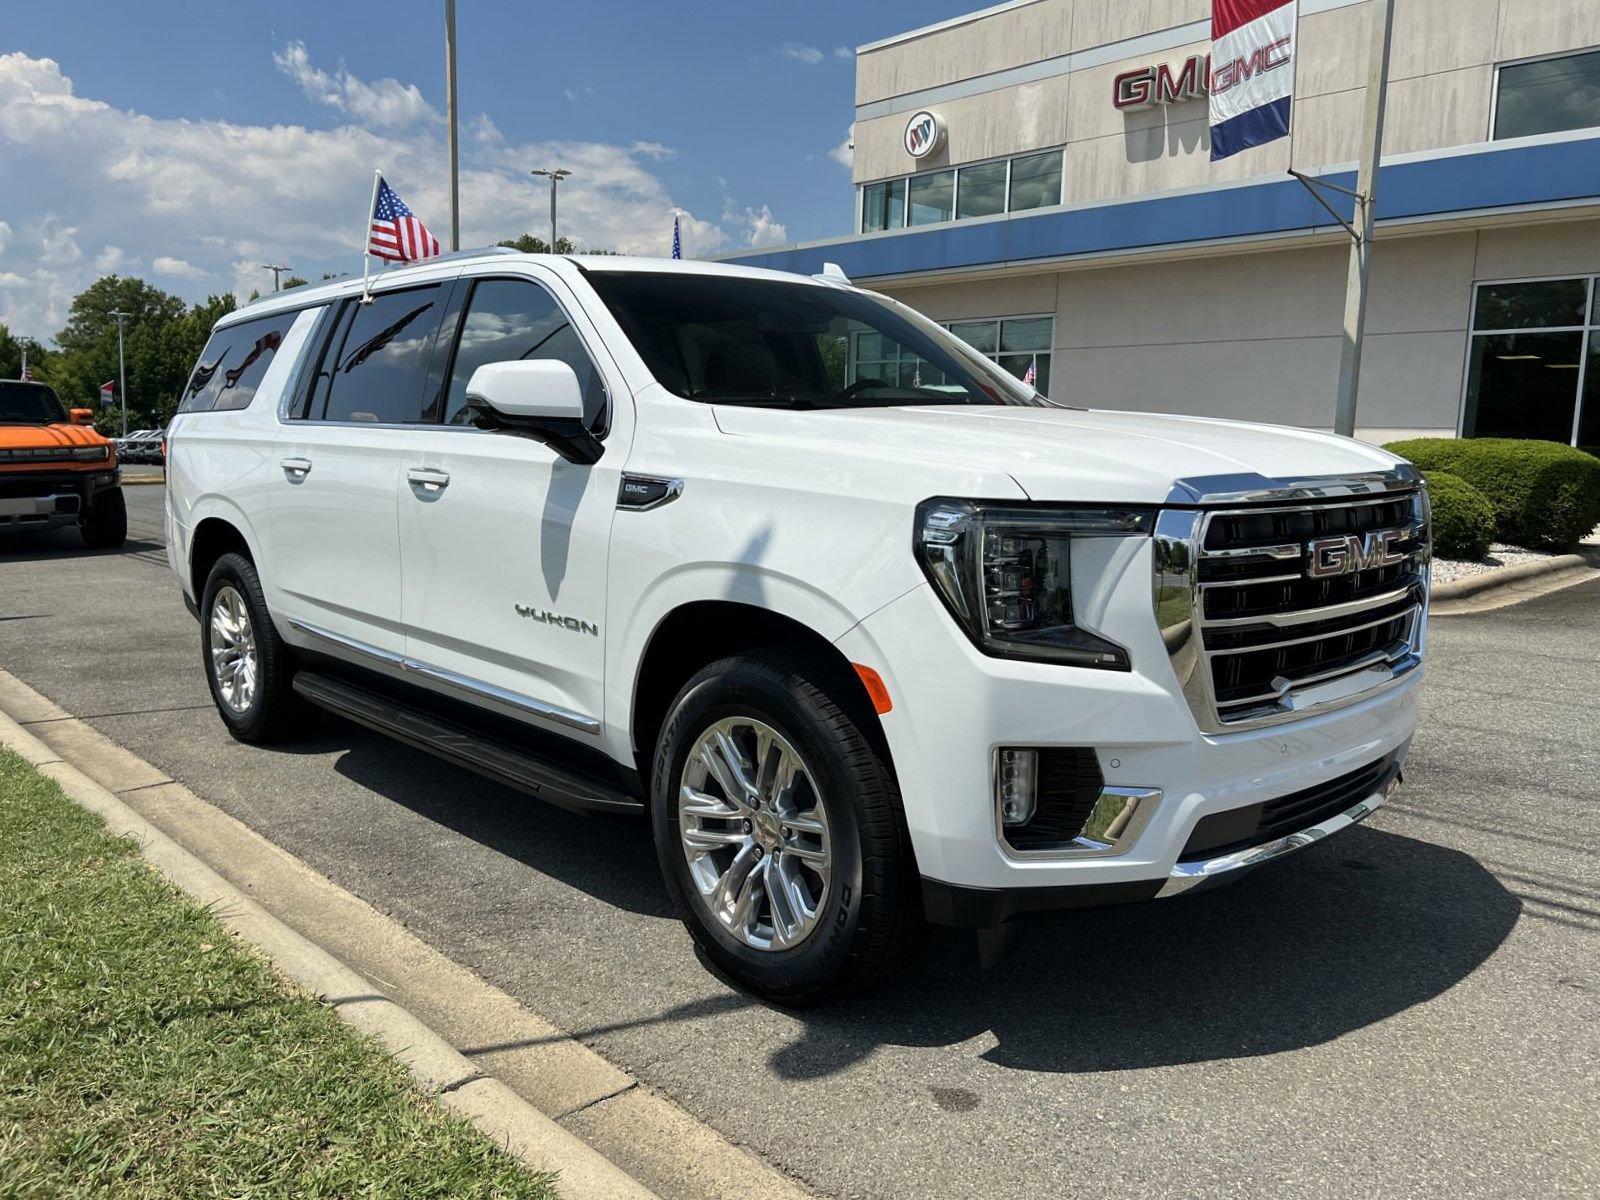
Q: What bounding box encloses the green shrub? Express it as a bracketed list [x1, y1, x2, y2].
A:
[1385, 437, 1600, 549]
[1421, 470, 1495, 561]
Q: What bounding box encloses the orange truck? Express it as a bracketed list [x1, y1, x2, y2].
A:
[0, 380, 126, 548]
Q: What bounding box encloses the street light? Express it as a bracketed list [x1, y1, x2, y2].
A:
[108, 310, 130, 437]
[262, 263, 293, 293]
[530, 168, 571, 254]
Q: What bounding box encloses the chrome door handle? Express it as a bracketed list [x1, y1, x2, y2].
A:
[280, 457, 312, 479]
[407, 467, 451, 492]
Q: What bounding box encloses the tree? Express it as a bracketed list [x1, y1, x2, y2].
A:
[0, 324, 54, 383]
[50, 276, 190, 425]
[281, 277, 310, 290]
[498, 233, 575, 255]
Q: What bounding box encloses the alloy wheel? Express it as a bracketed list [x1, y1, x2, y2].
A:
[209, 584, 259, 713]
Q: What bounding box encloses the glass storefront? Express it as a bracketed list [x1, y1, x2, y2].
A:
[860, 149, 1064, 233]
[1463, 277, 1600, 445]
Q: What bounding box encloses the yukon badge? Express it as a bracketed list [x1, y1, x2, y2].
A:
[516, 604, 599, 636]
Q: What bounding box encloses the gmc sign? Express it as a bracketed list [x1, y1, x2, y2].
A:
[1112, 54, 1208, 111]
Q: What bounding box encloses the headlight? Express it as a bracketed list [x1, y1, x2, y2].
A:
[913, 498, 1152, 670]
[72, 445, 110, 462]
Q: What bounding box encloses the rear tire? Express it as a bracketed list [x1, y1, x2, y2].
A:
[652, 650, 920, 1005]
[80, 487, 126, 549]
[200, 552, 305, 743]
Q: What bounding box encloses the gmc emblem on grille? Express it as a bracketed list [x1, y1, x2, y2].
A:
[1306, 530, 1408, 579]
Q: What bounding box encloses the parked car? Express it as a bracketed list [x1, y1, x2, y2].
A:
[122, 429, 164, 464]
[165, 252, 1430, 1002]
[0, 380, 126, 547]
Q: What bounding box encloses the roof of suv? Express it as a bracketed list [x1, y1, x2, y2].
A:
[218, 252, 833, 330]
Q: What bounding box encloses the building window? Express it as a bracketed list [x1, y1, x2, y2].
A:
[858, 146, 1067, 232]
[947, 315, 1053, 396]
[1463, 277, 1600, 444]
[1008, 150, 1063, 212]
[908, 171, 955, 226]
[1493, 48, 1600, 140]
[862, 178, 906, 232]
[956, 160, 1007, 220]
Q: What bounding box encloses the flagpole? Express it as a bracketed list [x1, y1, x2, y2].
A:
[1332, 0, 1396, 438]
[361, 169, 381, 304]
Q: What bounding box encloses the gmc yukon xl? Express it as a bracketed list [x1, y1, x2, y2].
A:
[166, 250, 1429, 1002]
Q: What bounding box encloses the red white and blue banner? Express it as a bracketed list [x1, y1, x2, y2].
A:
[1209, 0, 1297, 161]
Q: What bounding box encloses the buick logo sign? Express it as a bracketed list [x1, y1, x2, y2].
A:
[903, 110, 945, 159]
[1306, 530, 1409, 579]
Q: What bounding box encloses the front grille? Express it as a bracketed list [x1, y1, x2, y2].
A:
[1179, 754, 1399, 861]
[1155, 480, 1430, 733]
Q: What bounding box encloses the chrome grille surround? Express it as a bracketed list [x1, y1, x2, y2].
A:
[1153, 467, 1430, 735]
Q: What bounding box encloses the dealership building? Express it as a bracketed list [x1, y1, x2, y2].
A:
[726, 0, 1600, 445]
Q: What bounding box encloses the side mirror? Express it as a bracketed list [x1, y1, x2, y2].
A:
[465, 360, 602, 465]
[69, 408, 95, 426]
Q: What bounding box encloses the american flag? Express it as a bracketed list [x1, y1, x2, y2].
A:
[671, 215, 682, 260]
[1022, 355, 1038, 388]
[369, 177, 441, 263]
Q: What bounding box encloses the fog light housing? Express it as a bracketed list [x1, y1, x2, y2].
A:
[995, 748, 1038, 827]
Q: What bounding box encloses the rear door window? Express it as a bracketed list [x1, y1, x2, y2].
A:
[318, 285, 446, 424]
[181, 311, 297, 414]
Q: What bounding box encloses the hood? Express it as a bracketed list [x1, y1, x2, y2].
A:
[710, 404, 1404, 504]
[0, 422, 109, 450]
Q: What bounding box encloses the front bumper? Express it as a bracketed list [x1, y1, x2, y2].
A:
[833, 536, 1421, 924]
[0, 469, 120, 532]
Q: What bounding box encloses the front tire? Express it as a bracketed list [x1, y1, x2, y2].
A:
[200, 552, 304, 743]
[80, 487, 126, 549]
[652, 650, 920, 1004]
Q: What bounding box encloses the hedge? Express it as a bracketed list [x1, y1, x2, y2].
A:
[1385, 437, 1600, 550]
[1421, 470, 1496, 561]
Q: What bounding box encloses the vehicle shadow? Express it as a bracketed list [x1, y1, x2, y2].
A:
[768, 826, 1519, 1077]
[0, 530, 164, 564]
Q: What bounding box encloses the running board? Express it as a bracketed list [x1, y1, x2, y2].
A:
[291, 670, 643, 816]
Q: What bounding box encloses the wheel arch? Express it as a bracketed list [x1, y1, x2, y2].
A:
[188, 513, 258, 603]
[628, 600, 892, 781]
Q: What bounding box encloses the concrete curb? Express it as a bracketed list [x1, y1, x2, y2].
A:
[119, 475, 166, 486]
[1431, 553, 1590, 601]
[0, 709, 661, 1200]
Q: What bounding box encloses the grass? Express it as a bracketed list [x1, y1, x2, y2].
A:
[0, 747, 556, 1199]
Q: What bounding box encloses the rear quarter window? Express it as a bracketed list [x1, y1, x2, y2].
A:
[181, 311, 298, 414]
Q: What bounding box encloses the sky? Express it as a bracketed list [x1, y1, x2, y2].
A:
[0, 0, 983, 342]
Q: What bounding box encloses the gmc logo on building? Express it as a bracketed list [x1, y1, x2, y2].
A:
[1112, 54, 1207, 111]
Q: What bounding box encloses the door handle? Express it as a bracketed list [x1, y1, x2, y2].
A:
[407, 466, 451, 493]
[280, 457, 312, 479]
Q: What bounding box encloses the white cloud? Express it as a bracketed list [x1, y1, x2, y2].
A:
[829, 125, 854, 169]
[0, 220, 10, 255]
[725, 203, 788, 248]
[273, 40, 435, 130]
[781, 44, 825, 65]
[629, 140, 676, 162]
[94, 244, 131, 273]
[153, 255, 207, 279]
[834, 46, 854, 60]
[0, 49, 783, 336]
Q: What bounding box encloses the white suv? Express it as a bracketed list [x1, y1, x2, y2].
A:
[166, 250, 1428, 1002]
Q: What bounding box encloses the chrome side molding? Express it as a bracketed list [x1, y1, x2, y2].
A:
[286, 618, 600, 734]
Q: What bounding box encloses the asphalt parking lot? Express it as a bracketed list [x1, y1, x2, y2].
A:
[2, 486, 1596, 1199]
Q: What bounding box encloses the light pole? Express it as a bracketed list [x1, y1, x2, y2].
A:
[445, 0, 460, 251]
[108, 310, 130, 437]
[262, 263, 293, 293]
[530, 168, 571, 253]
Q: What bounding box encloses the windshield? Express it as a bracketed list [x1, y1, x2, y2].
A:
[0, 381, 68, 424]
[585, 271, 1054, 410]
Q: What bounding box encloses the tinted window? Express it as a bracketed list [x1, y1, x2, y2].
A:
[587, 271, 1052, 410]
[1009, 150, 1063, 211]
[956, 160, 1007, 220]
[182, 312, 297, 414]
[1462, 331, 1584, 441]
[1472, 279, 1588, 330]
[320, 285, 443, 423]
[440, 278, 606, 429]
[908, 171, 954, 226]
[862, 179, 905, 232]
[0, 381, 67, 423]
[1494, 49, 1600, 140]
